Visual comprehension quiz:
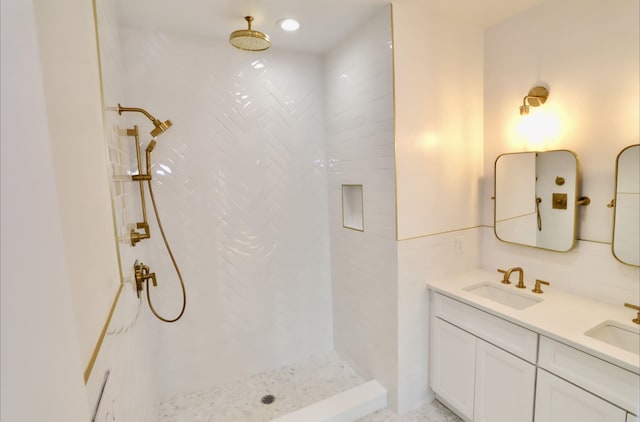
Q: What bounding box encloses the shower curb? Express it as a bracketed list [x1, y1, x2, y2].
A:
[270, 380, 387, 422]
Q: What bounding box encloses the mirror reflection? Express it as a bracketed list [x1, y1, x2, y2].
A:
[494, 150, 578, 252]
[612, 144, 640, 266]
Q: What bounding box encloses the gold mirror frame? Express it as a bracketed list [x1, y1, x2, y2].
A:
[611, 144, 640, 267]
[494, 150, 581, 252]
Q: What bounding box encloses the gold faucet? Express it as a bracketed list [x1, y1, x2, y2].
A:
[624, 303, 640, 325]
[497, 268, 510, 284]
[500, 267, 526, 288]
[532, 279, 550, 294]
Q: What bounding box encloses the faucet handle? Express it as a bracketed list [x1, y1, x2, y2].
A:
[497, 268, 510, 284]
[532, 279, 550, 294]
[624, 303, 640, 325]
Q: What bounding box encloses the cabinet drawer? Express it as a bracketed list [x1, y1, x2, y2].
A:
[535, 369, 627, 422]
[539, 336, 639, 414]
[432, 292, 538, 363]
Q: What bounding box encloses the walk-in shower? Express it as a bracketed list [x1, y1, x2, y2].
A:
[94, 0, 397, 419]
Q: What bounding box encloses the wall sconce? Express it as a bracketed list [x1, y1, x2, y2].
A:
[519, 86, 549, 115]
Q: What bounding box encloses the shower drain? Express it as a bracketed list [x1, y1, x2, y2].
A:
[261, 394, 276, 405]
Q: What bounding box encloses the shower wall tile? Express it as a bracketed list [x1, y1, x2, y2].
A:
[87, 286, 155, 422]
[120, 29, 332, 402]
[396, 229, 482, 413]
[89, 1, 156, 420]
[324, 5, 399, 409]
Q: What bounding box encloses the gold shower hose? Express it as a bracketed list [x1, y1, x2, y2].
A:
[146, 179, 187, 322]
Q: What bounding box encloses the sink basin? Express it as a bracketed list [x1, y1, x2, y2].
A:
[584, 321, 640, 355]
[463, 282, 543, 310]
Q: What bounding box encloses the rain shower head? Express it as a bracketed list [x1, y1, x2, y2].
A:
[117, 104, 172, 138]
[229, 16, 271, 52]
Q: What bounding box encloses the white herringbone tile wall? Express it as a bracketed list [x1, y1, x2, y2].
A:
[90, 1, 157, 420]
[325, 6, 398, 409]
[120, 28, 333, 402]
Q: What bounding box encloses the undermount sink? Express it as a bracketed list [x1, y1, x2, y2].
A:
[584, 321, 640, 355]
[463, 282, 543, 310]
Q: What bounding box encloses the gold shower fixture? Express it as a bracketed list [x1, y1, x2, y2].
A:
[229, 16, 271, 51]
[117, 104, 172, 245]
[117, 104, 172, 137]
[125, 126, 151, 245]
[519, 86, 549, 115]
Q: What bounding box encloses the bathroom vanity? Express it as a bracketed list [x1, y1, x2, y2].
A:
[427, 269, 639, 422]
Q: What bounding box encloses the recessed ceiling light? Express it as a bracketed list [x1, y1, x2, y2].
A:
[277, 18, 300, 32]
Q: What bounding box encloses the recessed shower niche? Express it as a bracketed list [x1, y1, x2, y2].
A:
[342, 184, 364, 231]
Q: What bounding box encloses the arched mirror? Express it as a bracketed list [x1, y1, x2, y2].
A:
[494, 150, 581, 252]
[612, 144, 640, 266]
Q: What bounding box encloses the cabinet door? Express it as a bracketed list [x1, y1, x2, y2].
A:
[474, 339, 535, 422]
[430, 317, 476, 420]
[535, 369, 627, 422]
[627, 413, 639, 422]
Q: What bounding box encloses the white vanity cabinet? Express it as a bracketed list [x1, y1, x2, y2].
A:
[430, 293, 537, 422]
[535, 369, 626, 422]
[473, 338, 536, 422]
[428, 273, 640, 422]
[430, 318, 476, 420]
[535, 336, 637, 422]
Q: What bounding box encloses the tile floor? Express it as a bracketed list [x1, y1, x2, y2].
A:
[157, 351, 461, 421]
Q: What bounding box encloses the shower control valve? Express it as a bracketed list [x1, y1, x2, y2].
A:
[134, 260, 157, 298]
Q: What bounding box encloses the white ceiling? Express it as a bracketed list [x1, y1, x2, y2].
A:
[117, 0, 545, 54]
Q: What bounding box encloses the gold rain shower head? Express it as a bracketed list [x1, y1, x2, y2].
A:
[117, 104, 172, 137]
[229, 16, 271, 52]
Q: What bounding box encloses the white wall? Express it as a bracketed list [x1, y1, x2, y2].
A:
[324, 5, 399, 409]
[0, 0, 91, 420]
[119, 28, 333, 402]
[87, 286, 156, 421]
[391, 0, 486, 413]
[393, 0, 485, 241]
[481, 0, 640, 305]
[32, 0, 122, 372]
[397, 229, 482, 413]
[482, 0, 639, 241]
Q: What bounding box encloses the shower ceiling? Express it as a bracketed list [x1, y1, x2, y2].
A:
[117, 0, 545, 54]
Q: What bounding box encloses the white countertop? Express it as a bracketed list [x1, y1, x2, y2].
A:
[427, 269, 640, 374]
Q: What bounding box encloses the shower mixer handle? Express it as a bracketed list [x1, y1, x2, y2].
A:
[134, 260, 157, 298]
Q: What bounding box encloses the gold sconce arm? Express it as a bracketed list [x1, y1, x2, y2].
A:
[519, 86, 549, 115]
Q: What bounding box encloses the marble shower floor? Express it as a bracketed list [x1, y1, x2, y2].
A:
[156, 351, 462, 422]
